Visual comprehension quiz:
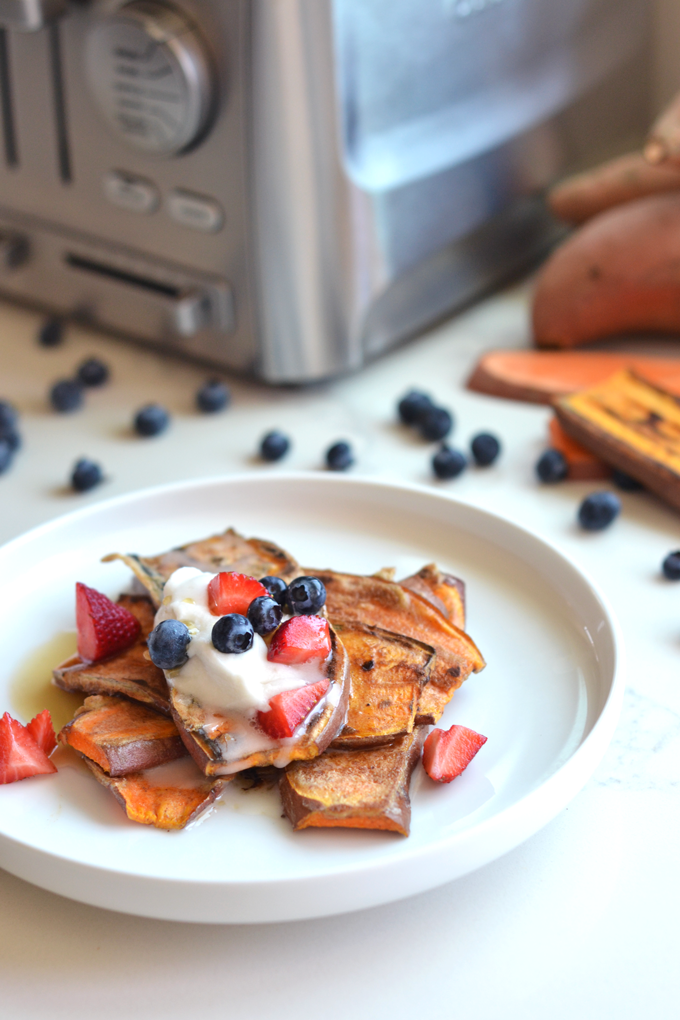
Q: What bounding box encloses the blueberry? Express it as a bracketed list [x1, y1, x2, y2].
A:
[471, 432, 501, 466]
[260, 430, 290, 462]
[71, 458, 103, 492]
[612, 469, 643, 492]
[397, 390, 434, 425]
[0, 425, 20, 452]
[432, 444, 467, 480]
[148, 619, 192, 669]
[662, 551, 680, 580]
[0, 400, 18, 432]
[50, 378, 83, 413]
[536, 448, 568, 483]
[286, 576, 326, 616]
[259, 575, 288, 606]
[212, 614, 254, 654]
[247, 595, 283, 636]
[196, 378, 230, 413]
[326, 441, 354, 471]
[38, 317, 64, 347]
[0, 437, 13, 475]
[419, 406, 453, 442]
[77, 357, 109, 387]
[134, 403, 170, 437]
[578, 491, 621, 531]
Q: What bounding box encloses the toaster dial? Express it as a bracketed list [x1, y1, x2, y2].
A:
[85, 1, 215, 156]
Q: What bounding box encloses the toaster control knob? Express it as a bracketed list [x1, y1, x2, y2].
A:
[85, 1, 215, 156]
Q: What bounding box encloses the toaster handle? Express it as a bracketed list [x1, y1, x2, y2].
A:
[0, 0, 67, 31]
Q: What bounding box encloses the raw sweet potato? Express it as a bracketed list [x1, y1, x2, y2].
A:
[533, 193, 680, 349]
[467, 349, 680, 403]
[548, 151, 680, 225]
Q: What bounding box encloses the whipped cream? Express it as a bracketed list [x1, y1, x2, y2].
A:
[154, 567, 327, 717]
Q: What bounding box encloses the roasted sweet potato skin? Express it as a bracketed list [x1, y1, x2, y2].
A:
[533, 194, 680, 349]
[59, 694, 186, 776]
[280, 728, 425, 836]
[398, 564, 465, 629]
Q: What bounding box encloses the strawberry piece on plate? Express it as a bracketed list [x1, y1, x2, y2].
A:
[267, 616, 331, 664]
[76, 582, 141, 662]
[258, 679, 330, 739]
[0, 712, 58, 784]
[25, 709, 57, 757]
[207, 572, 270, 617]
[422, 724, 487, 783]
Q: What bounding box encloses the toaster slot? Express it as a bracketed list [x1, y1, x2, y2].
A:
[0, 28, 17, 167]
[48, 22, 71, 183]
[65, 253, 181, 298]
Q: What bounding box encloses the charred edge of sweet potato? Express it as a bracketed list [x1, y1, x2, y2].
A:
[82, 757, 228, 829]
[280, 729, 425, 836]
[170, 625, 351, 776]
[58, 694, 186, 776]
[398, 564, 466, 629]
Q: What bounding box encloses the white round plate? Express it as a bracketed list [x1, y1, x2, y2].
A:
[0, 474, 623, 923]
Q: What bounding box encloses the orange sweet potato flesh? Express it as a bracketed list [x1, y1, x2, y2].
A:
[280, 728, 425, 836]
[52, 595, 170, 714]
[548, 151, 680, 225]
[533, 193, 680, 349]
[398, 564, 465, 629]
[467, 349, 680, 404]
[329, 622, 433, 749]
[548, 417, 610, 481]
[83, 756, 228, 829]
[59, 694, 186, 776]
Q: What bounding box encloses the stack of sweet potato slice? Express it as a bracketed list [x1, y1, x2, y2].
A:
[53, 530, 485, 836]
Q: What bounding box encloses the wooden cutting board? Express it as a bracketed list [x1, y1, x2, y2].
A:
[467, 350, 680, 404]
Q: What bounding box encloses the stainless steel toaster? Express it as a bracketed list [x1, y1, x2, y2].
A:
[0, 0, 652, 382]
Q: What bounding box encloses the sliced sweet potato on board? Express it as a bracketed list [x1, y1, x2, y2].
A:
[330, 622, 433, 749]
[104, 528, 299, 607]
[83, 756, 228, 829]
[316, 570, 484, 724]
[59, 695, 186, 776]
[170, 625, 351, 776]
[280, 728, 425, 836]
[466, 350, 680, 404]
[548, 151, 680, 225]
[398, 563, 465, 628]
[554, 369, 680, 510]
[52, 595, 170, 714]
[548, 417, 610, 481]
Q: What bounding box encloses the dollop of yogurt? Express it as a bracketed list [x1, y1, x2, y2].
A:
[154, 567, 326, 716]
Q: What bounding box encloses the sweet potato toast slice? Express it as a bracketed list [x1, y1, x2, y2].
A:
[59, 695, 186, 776]
[83, 756, 228, 829]
[330, 621, 433, 749]
[316, 570, 484, 724]
[52, 595, 170, 714]
[103, 528, 299, 607]
[280, 728, 425, 836]
[170, 624, 351, 776]
[398, 564, 466, 628]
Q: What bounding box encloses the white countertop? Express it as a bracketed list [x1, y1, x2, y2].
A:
[1, 289, 679, 1019]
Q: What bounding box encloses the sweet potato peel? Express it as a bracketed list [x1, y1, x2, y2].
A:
[83, 757, 228, 829]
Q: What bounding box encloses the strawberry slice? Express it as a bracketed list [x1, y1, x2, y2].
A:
[75, 582, 141, 662]
[0, 712, 58, 784]
[257, 679, 330, 739]
[25, 709, 57, 757]
[422, 724, 487, 783]
[207, 572, 270, 617]
[267, 615, 331, 664]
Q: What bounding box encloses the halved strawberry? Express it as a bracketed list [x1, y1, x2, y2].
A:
[207, 572, 269, 617]
[0, 712, 58, 784]
[25, 709, 57, 757]
[76, 582, 141, 662]
[267, 615, 331, 664]
[422, 724, 487, 783]
[257, 679, 330, 739]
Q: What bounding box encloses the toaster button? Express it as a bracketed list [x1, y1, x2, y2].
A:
[168, 190, 224, 233]
[103, 171, 160, 214]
